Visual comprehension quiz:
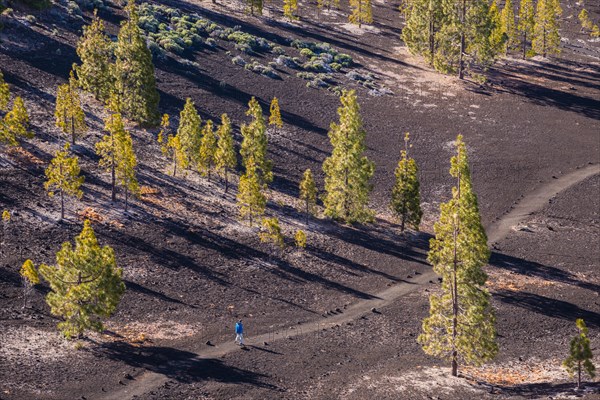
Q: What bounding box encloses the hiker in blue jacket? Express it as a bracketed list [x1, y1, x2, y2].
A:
[235, 319, 244, 346]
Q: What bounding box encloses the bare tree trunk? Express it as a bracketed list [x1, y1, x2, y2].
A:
[125, 186, 129, 212]
[451, 170, 461, 377]
[458, 0, 466, 79]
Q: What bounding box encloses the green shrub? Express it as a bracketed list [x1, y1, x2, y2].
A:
[300, 48, 315, 58]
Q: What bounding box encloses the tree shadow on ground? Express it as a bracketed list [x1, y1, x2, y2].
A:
[90, 341, 278, 388]
[495, 290, 600, 329]
[490, 252, 600, 294]
[492, 380, 599, 399]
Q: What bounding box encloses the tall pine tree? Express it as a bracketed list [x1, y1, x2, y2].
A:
[176, 98, 202, 170]
[241, 97, 272, 184]
[198, 119, 217, 180]
[391, 133, 422, 232]
[55, 71, 87, 145]
[517, 0, 535, 58]
[488, 1, 506, 58]
[500, 0, 517, 54]
[349, 0, 373, 27]
[75, 11, 113, 102]
[418, 134, 497, 377]
[214, 113, 236, 193]
[322, 90, 374, 224]
[237, 160, 266, 226]
[532, 0, 561, 57]
[269, 97, 283, 129]
[402, 0, 444, 65]
[39, 220, 125, 339]
[299, 168, 317, 224]
[96, 112, 127, 202]
[116, 128, 139, 212]
[0, 70, 9, 111]
[114, 0, 160, 125]
[1, 97, 33, 144]
[44, 143, 84, 221]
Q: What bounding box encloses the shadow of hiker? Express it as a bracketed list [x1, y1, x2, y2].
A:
[92, 341, 278, 388]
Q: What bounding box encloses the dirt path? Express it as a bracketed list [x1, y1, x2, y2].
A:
[98, 164, 599, 400]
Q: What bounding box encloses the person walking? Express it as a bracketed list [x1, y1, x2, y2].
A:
[235, 319, 244, 346]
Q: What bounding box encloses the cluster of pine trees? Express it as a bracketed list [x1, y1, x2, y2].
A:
[402, 0, 562, 78]
[0, 71, 33, 146]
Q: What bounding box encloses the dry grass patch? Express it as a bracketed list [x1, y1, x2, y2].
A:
[487, 270, 558, 292]
[462, 358, 568, 387]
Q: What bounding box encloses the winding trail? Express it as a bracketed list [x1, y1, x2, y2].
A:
[99, 164, 599, 400]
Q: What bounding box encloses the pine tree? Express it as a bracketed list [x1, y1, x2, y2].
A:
[157, 113, 170, 149]
[391, 133, 422, 232]
[517, 0, 535, 58]
[283, 0, 298, 20]
[299, 168, 317, 224]
[114, 0, 160, 125]
[75, 11, 113, 102]
[116, 129, 139, 212]
[322, 90, 374, 224]
[20, 259, 39, 309]
[563, 319, 596, 389]
[198, 120, 217, 180]
[0, 69, 9, 111]
[434, 0, 496, 79]
[237, 160, 266, 226]
[38, 220, 125, 339]
[176, 98, 202, 170]
[501, 0, 517, 53]
[532, 0, 561, 57]
[402, 0, 444, 64]
[295, 229, 307, 248]
[45, 143, 84, 221]
[488, 1, 507, 57]
[592, 24, 600, 38]
[349, 0, 373, 27]
[246, 0, 263, 15]
[241, 97, 272, 184]
[269, 97, 283, 129]
[418, 134, 497, 377]
[578, 9, 593, 32]
[96, 112, 127, 202]
[214, 113, 237, 193]
[259, 217, 285, 249]
[55, 71, 87, 145]
[166, 135, 184, 177]
[2, 97, 33, 143]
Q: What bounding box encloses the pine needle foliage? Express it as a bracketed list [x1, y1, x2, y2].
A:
[96, 112, 127, 202]
[114, 0, 160, 125]
[283, 0, 298, 20]
[20, 259, 40, 285]
[349, 0, 373, 27]
[532, 0, 561, 57]
[500, 0, 517, 53]
[391, 133, 422, 232]
[299, 168, 317, 223]
[269, 97, 283, 129]
[563, 319, 596, 389]
[176, 98, 202, 170]
[322, 90, 374, 224]
[237, 160, 266, 226]
[241, 97, 272, 185]
[259, 217, 285, 249]
[295, 229, 307, 248]
[198, 119, 217, 180]
[2, 97, 33, 145]
[214, 113, 236, 193]
[55, 71, 87, 145]
[517, 0, 535, 58]
[75, 11, 113, 102]
[45, 143, 84, 220]
[0, 69, 9, 111]
[39, 220, 125, 339]
[418, 134, 497, 377]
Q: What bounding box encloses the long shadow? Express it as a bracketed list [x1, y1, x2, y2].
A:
[90, 341, 277, 388]
[495, 290, 600, 329]
[495, 381, 600, 399]
[490, 252, 600, 294]
[125, 280, 195, 308]
[488, 67, 600, 120]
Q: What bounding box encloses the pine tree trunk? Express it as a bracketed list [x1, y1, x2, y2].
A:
[358, 0, 362, 28]
[522, 32, 527, 59]
[125, 186, 129, 212]
[458, 0, 466, 79]
[111, 160, 116, 202]
[306, 198, 309, 225]
[578, 360, 581, 389]
[173, 158, 177, 177]
[224, 170, 229, 193]
[60, 189, 65, 220]
[71, 116, 75, 145]
[543, 28, 547, 57]
[451, 170, 461, 377]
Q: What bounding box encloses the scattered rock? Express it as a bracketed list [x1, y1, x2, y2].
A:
[205, 340, 213, 346]
[124, 373, 133, 380]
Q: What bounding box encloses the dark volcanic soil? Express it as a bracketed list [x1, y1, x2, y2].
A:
[0, 0, 599, 399]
